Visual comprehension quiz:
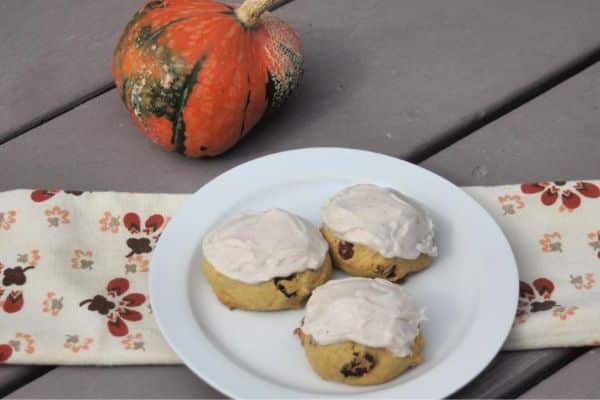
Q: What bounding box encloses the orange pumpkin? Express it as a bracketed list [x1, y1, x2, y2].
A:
[112, 0, 303, 157]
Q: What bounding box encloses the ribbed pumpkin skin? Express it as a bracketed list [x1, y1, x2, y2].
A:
[113, 0, 303, 157]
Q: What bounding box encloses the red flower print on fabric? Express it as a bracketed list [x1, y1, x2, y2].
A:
[517, 278, 578, 323]
[31, 189, 84, 202]
[0, 333, 36, 362]
[122, 212, 167, 258]
[0, 344, 12, 363]
[0, 252, 39, 313]
[521, 181, 600, 212]
[517, 278, 557, 323]
[80, 278, 146, 337]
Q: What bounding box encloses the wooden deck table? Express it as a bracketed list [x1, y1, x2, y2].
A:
[1, 0, 599, 397]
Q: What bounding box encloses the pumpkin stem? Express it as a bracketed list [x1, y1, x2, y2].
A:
[235, 0, 275, 28]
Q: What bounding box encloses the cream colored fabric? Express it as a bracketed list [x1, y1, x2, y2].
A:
[0, 181, 598, 363]
[465, 181, 600, 350]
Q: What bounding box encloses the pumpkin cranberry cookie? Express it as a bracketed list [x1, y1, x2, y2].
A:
[321, 184, 437, 282]
[296, 278, 425, 385]
[202, 209, 331, 311]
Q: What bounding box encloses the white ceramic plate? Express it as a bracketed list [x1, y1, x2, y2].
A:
[150, 148, 518, 399]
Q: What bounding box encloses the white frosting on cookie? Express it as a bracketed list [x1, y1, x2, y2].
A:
[202, 209, 328, 284]
[322, 184, 437, 259]
[301, 278, 425, 357]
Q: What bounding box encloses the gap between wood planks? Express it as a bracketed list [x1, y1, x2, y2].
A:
[408, 43, 600, 164]
[0, 367, 53, 398]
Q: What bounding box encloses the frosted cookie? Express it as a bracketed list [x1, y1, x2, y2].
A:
[296, 278, 425, 385]
[202, 209, 332, 311]
[322, 184, 437, 282]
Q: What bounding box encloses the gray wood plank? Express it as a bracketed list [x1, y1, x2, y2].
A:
[274, 0, 600, 160]
[455, 349, 585, 399]
[0, 0, 140, 141]
[7, 366, 223, 399]
[422, 63, 600, 185]
[519, 349, 600, 399]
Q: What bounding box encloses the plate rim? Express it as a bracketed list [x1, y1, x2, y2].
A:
[150, 147, 519, 399]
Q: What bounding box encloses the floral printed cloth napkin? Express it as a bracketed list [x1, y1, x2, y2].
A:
[0, 181, 599, 364]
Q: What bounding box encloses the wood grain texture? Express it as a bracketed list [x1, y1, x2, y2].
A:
[519, 348, 600, 399]
[0, 0, 141, 141]
[7, 366, 223, 399]
[422, 62, 600, 184]
[273, 0, 600, 160]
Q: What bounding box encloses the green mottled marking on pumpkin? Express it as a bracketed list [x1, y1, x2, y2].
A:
[264, 43, 303, 113]
[219, 4, 235, 16]
[120, 77, 130, 105]
[172, 55, 207, 154]
[127, 63, 186, 122]
[265, 72, 276, 112]
[116, 0, 167, 52]
[239, 75, 252, 137]
[135, 17, 191, 49]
